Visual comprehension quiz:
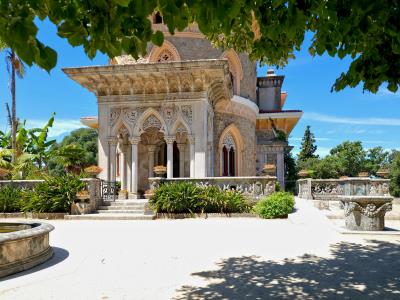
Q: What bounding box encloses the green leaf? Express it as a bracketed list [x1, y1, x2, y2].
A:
[151, 30, 164, 46]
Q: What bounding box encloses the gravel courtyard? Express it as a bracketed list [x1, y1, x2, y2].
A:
[1, 211, 400, 299]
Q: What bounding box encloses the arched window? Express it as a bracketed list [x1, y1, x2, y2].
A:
[222, 146, 229, 176]
[221, 133, 236, 177]
[154, 12, 163, 24]
[229, 148, 235, 176]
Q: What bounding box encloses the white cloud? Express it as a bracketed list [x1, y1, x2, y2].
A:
[378, 88, 400, 98]
[25, 119, 83, 138]
[303, 112, 400, 126]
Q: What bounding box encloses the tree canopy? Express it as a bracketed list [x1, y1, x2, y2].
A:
[1, 0, 399, 92]
[298, 125, 318, 162]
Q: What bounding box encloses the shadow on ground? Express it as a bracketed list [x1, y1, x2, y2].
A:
[175, 240, 400, 299]
[1, 246, 69, 282]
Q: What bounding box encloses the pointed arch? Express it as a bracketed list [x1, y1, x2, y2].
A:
[170, 117, 191, 135]
[111, 114, 133, 137]
[148, 40, 181, 63]
[218, 123, 244, 176]
[221, 49, 243, 95]
[135, 108, 168, 135]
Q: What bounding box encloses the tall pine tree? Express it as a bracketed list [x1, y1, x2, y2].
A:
[298, 126, 318, 162]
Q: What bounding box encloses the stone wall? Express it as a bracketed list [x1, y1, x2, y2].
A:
[213, 112, 256, 176]
[163, 37, 257, 101]
[149, 176, 276, 201]
[0, 178, 102, 214]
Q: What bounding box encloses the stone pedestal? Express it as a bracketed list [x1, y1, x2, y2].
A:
[340, 196, 393, 231]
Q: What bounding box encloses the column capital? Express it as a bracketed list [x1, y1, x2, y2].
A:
[129, 137, 141, 145]
[165, 136, 175, 144]
[187, 135, 195, 144]
[108, 136, 118, 145]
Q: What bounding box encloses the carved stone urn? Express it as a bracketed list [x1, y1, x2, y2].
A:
[298, 169, 310, 178]
[153, 165, 167, 177]
[376, 168, 390, 179]
[262, 164, 276, 176]
[339, 196, 393, 231]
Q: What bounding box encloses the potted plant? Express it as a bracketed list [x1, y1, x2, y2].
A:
[118, 189, 129, 200]
[262, 164, 276, 176]
[153, 165, 167, 177]
[76, 190, 90, 202]
[84, 165, 103, 178]
[0, 167, 10, 179]
[298, 169, 311, 178]
[357, 171, 369, 177]
[376, 168, 390, 178]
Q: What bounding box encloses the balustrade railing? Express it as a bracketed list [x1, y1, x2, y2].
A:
[297, 178, 391, 200]
[149, 176, 277, 201]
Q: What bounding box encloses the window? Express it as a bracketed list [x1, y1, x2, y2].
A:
[221, 133, 236, 176]
[154, 12, 163, 24]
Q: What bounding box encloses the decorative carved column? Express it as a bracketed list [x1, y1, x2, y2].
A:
[119, 143, 128, 190]
[129, 137, 141, 197]
[188, 135, 195, 178]
[177, 143, 186, 178]
[107, 137, 118, 183]
[147, 145, 157, 178]
[277, 151, 285, 188]
[127, 143, 132, 193]
[165, 136, 175, 178]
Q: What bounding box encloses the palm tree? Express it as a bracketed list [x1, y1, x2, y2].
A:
[0, 40, 25, 163]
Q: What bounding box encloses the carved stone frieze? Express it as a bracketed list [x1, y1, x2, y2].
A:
[109, 108, 121, 127]
[312, 183, 344, 195]
[181, 105, 193, 126]
[142, 115, 162, 131]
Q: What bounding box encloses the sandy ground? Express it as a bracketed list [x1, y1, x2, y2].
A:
[1, 199, 400, 299]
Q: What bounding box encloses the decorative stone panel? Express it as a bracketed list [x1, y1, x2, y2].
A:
[213, 112, 256, 176]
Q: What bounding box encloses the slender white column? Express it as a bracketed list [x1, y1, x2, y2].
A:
[120, 144, 127, 190]
[188, 135, 195, 178]
[147, 145, 156, 178]
[177, 143, 186, 178]
[165, 136, 175, 178]
[277, 151, 285, 188]
[129, 137, 141, 196]
[107, 137, 118, 183]
[127, 144, 132, 193]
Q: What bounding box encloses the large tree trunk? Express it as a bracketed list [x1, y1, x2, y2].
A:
[11, 51, 17, 164]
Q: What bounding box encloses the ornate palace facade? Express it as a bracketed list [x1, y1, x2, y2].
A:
[64, 19, 302, 198]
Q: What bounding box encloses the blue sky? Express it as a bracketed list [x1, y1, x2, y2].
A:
[0, 19, 399, 157]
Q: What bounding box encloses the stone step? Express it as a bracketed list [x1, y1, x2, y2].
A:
[102, 199, 149, 206]
[98, 205, 146, 210]
[97, 209, 146, 214]
[64, 213, 155, 220]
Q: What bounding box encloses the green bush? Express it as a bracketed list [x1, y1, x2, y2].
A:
[0, 185, 23, 212]
[150, 182, 250, 214]
[253, 192, 295, 219]
[22, 175, 85, 213]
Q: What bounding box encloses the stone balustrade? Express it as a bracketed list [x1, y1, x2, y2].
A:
[297, 177, 392, 212]
[297, 178, 391, 200]
[148, 176, 276, 201]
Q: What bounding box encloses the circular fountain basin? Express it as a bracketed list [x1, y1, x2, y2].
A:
[0, 222, 54, 278]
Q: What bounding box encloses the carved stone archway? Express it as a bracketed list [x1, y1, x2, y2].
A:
[218, 124, 244, 176]
[148, 40, 181, 63]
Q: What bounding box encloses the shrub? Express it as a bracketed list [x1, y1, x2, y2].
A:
[253, 192, 295, 219]
[150, 182, 250, 214]
[150, 182, 203, 213]
[0, 185, 23, 212]
[22, 175, 86, 213]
